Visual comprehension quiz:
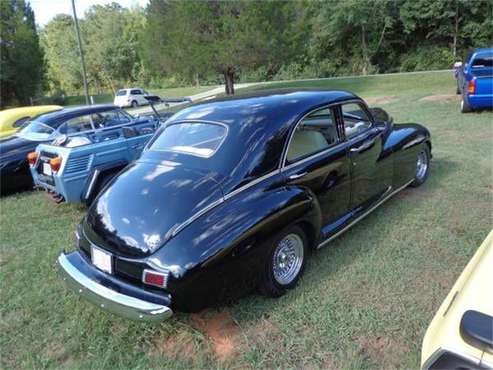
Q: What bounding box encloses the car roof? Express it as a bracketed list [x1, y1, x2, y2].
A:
[161, 89, 361, 188]
[35, 104, 119, 124]
[169, 89, 359, 131]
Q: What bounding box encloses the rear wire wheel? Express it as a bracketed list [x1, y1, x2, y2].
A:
[259, 225, 308, 297]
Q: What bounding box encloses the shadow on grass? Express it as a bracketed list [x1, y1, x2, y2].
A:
[220, 156, 460, 322]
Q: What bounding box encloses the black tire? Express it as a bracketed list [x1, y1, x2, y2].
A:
[461, 96, 472, 113]
[131, 100, 138, 108]
[410, 145, 430, 187]
[456, 85, 461, 95]
[259, 225, 308, 298]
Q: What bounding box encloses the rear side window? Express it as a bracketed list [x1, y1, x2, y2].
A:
[149, 122, 227, 158]
[286, 107, 338, 162]
[116, 90, 127, 96]
[341, 103, 372, 139]
[130, 89, 142, 95]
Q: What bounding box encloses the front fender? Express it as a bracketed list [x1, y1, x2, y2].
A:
[149, 183, 319, 311]
[384, 123, 431, 188]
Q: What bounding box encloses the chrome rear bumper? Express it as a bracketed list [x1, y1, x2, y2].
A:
[58, 252, 173, 322]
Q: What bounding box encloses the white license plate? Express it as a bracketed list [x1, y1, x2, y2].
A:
[42, 162, 52, 176]
[91, 246, 113, 274]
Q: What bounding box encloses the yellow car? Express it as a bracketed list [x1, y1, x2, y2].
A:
[0, 105, 62, 139]
[421, 230, 493, 369]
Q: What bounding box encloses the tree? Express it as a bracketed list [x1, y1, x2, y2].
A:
[0, 0, 44, 107]
[41, 14, 82, 94]
[400, 0, 493, 60]
[309, 0, 402, 75]
[83, 3, 145, 93]
[142, 0, 303, 94]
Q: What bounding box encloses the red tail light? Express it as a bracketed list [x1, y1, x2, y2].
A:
[27, 152, 38, 166]
[49, 156, 62, 173]
[142, 269, 168, 288]
[467, 79, 476, 94]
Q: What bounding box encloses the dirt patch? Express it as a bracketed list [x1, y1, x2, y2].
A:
[419, 94, 460, 102]
[153, 331, 198, 363]
[356, 335, 409, 366]
[191, 309, 241, 362]
[364, 96, 396, 105]
[43, 343, 74, 365]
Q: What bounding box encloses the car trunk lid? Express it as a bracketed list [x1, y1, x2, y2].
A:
[83, 160, 224, 257]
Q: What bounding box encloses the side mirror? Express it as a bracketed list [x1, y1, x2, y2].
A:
[369, 107, 392, 123]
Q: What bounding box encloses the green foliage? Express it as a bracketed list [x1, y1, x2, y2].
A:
[400, 46, 455, 71]
[0, 0, 44, 107]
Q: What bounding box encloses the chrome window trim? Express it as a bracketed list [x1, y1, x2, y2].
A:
[339, 100, 375, 141]
[148, 119, 229, 158]
[280, 98, 369, 170]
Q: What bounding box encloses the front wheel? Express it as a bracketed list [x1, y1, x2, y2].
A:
[259, 225, 308, 297]
[410, 145, 430, 187]
[131, 100, 138, 108]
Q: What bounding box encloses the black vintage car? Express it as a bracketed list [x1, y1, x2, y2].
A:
[58, 90, 432, 321]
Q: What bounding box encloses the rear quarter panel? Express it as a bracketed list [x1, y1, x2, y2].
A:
[147, 173, 320, 312]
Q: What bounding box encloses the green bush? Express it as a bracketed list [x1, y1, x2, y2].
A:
[400, 46, 455, 72]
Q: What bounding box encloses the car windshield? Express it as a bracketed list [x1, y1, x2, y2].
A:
[116, 90, 128, 96]
[149, 122, 227, 158]
[17, 120, 56, 141]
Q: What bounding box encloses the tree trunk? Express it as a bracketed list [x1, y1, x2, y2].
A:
[361, 25, 370, 75]
[453, 2, 459, 59]
[223, 68, 235, 95]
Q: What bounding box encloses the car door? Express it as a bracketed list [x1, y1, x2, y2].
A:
[338, 102, 392, 211]
[282, 106, 351, 230]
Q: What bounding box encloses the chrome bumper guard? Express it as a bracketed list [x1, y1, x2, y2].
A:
[57, 253, 173, 322]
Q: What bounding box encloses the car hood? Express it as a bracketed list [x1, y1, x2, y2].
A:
[83, 161, 224, 257]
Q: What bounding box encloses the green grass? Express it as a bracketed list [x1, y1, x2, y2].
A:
[64, 86, 215, 106]
[1, 71, 492, 368]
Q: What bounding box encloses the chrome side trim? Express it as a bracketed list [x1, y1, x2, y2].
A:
[84, 169, 100, 200]
[57, 253, 173, 322]
[223, 169, 281, 200]
[170, 197, 225, 238]
[170, 168, 281, 238]
[317, 179, 414, 249]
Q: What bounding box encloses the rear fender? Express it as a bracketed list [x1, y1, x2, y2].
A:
[148, 184, 321, 311]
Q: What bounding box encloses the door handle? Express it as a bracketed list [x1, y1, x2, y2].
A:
[350, 138, 376, 153]
[288, 172, 307, 181]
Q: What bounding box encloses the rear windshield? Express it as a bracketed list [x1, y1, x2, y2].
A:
[149, 122, 227, 158]
[472, 53, 493, 68]
[116, 90, 128, 96]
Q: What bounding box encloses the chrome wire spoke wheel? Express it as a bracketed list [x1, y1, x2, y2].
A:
[272, 233, 304, 285]
[416, 150, 428, 181]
